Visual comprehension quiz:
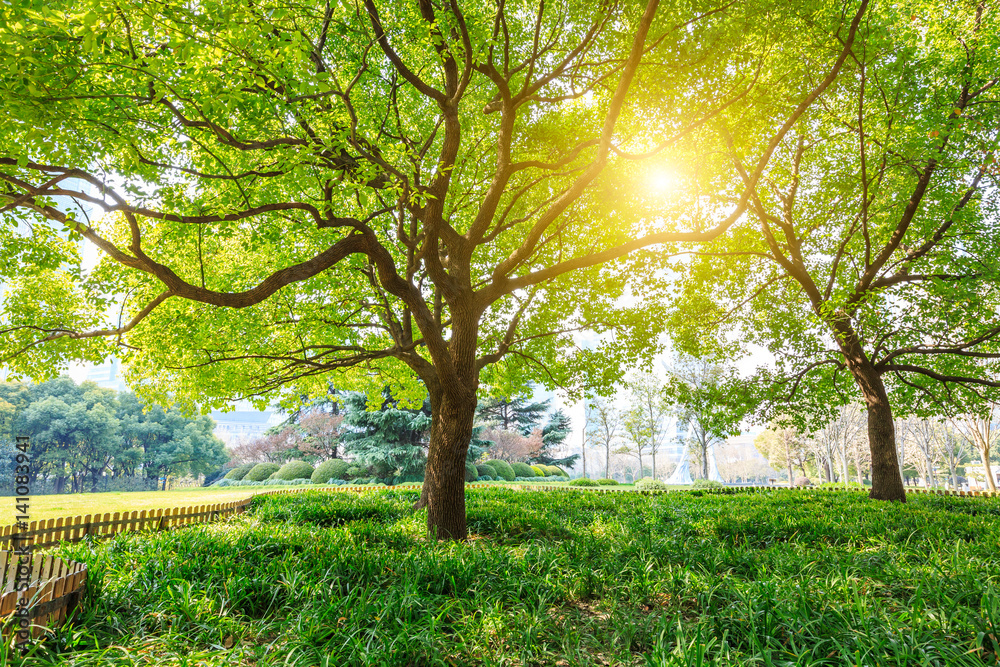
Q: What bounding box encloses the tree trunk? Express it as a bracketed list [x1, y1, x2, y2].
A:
[981, 445, 997, 493]
[852, 372, 905, 501]
[605, 445, 610, 480]
[421, 387, 476, 540]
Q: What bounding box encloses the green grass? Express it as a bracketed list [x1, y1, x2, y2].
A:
[14, 488, 1000, 666]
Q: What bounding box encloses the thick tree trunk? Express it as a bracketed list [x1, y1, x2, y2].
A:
[851, 369, 905, 501]
[421, 387, 476, 540]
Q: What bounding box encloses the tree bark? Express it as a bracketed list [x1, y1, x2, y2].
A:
[420, 385, 476, 540]
[981, 446, 997, 493]
[852, 368, 906, 501]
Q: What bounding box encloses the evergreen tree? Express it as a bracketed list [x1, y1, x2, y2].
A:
[532, 410, 579, 468]
[477, 394, 550, 436]
[341, 391, 432, 480]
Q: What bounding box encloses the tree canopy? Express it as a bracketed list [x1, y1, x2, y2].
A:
[0, 0, 870, 537]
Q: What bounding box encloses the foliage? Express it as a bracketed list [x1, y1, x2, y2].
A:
[476, 394, 550, 435]
[341, 391, 430, 480]
[635, 478, 668, 491]
[817, 481, 865, 489]
[532, 409, 579, 468]
[481, 427, 543, 464]
[311, 459, 352, 484]
[569, 477, 599, 487]
[484, 459, 515, 482]
[0, 0, 874, 537]
[275, 460, 315, 481]
[540, 465, 568, 478]
[476, 465, 498, 480]
[224, 464, 255, 481]
[530, 465, 546, 477]
[511, 462, 536, 478]
[465, 463, 478, 483]
[596, 478, 619, 486]
[692, 479, 724, 489]
[245, 463, 281, 482]
[794, 477, 813, 487]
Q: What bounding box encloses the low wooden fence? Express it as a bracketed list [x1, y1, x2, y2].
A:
[507, 483, 999, 498]
[0, 552, 87, 638]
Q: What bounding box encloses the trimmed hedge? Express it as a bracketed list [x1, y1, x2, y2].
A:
[476, 464, 498, 479]
[275, 460, 315, 481]
[596, 478, 618, 486]
[485, 459, 515, 482]
[540, 464, 568, 478]
[466, 462, 479, 482]
[635, 477, 668, 491]
[530, 465, 546, 477]
[224, 464, 255, 481]
[511, 462, 536, 478]
[692, 479, 724, 489]
[245, 462, 281, 481]
[311, 459, 352, 484]
[569, 477, 598, 487]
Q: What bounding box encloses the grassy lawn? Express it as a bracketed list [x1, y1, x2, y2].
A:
[9, 485, 327, 522]
[18, 487, 1000, 666]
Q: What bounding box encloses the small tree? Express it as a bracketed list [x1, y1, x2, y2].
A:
[949, 405, 998, 494]
[586, 398, 621, 479]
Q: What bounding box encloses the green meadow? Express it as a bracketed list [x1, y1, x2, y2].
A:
[13, 488, 1000, 666]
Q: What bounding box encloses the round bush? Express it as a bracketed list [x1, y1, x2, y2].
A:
[224, 464, 255, 481]
[466, 462, 479, 482]
[569, 477, 598, 487]
[485, 459, 515, 482]
[541, 464, 567, 477]
[511, 462, 536, 478]
[635, 477, 668, 491]
[596, 478, 619, 486]
[476, 464, 498, 479]
[312, 459, 352, 484]
[692, 479, 724, 489]
[273, 460, 315, 481]
[794, 476, 813, 487]
[245, 462, 281, 482]
[530, 465, 546, 477]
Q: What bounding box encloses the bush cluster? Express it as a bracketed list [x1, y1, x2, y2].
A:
[476, 464, 498, 479]
[635, 477, 668, 491]
[311, 459, 352, 484]
[692, 479, 724, 489]
[224, 464, 255, 481]
[530, 465, 546, 477]
[466, 463, 479, 482]
[484, 459, 515, 481]
[276, 460, 315, 481]
[514, 475, 566, 482]
[245, 462, 281, 481]
[596, 478, 619, 486]
[213, 477, 313, 487]
[569, 477, 598, 487]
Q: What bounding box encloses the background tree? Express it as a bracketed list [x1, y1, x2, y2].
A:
[586, 398, 621, 479]
[627, 371, 670, 478]
[755, 424, 811, 485]
[0, 0, 868, 537]
[532, 409, 578, 468]
[948, 404, 998, 493]
[666, 355, 743, 479]
[341, 391, 433, 480]
[481, 427, 543, 463]
[476, 394, 550, 435]
[661, 2, 1000, 501]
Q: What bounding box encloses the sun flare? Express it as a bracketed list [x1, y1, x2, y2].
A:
[646, 168, 678, 195]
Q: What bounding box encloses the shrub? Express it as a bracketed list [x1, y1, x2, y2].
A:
[597, 478, 618, 486]
[635, 477, 668, 491]
[485, 459, 515, 482]
[477, 464, 498, 479]
[224, 464, 255, 481]
[569, 477, 598, 487]
[530, 465, 546, 477]
[540, 464, 568, 477]
[466, 462, 479, 482]
[274, 460, 314, 481]
[794, 477, 813, 487]
[245, 462, 281, 482]
[311, 459, 352, 484]
[511, 462, 536, 478]
[692, 479, 724, 489]
[477, 475, 495, 482]
[346, 465, 366, 478]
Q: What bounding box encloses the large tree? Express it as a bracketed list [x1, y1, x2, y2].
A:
[662, 1, 1000, 501]
[0, 0, 867, 537]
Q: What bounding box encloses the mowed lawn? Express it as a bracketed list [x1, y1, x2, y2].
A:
[9, 485, 317, 522]
[23, 487, 1000, 666]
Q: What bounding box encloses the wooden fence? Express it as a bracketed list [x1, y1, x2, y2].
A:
[0, 552, 87, 638]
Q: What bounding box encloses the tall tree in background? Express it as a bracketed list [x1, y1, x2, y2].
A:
[662, 2, 1000, 502]
[666, 356, 742, 479]
[533, 409, 578, 468]
[341, 391, 433, 480]
[626, 371, 670, 478]
[586, 398, 621, 479]
[755, 424, 811, 484]
[949, 405, 998, 493]
[0, 0, 868, 537]
[476, 394, 549, 435]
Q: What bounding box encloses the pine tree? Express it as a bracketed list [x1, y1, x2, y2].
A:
[477, 394, 550, 435]
[532, 409, 579, 468]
